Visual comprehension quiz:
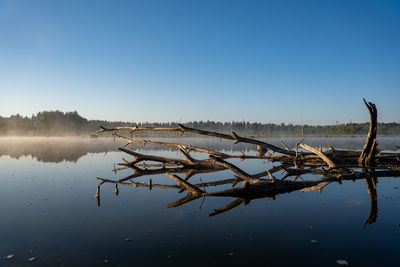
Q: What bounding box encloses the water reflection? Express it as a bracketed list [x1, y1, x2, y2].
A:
[0, 137, 123, 163]
[1, 138, 400, 266]
[364, 177, 378, 228]
[96, 152, 398, 228]
[1, 136, 399, 163]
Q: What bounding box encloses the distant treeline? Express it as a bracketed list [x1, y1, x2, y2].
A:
[1, 111, 400, 137]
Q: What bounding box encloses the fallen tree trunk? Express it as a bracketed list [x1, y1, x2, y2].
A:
[96, 99, 400, 222]
[98, 124, 297, 156]
[359, 99, 378, 166]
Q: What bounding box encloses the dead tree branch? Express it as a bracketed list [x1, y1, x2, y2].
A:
[359, 98, 378, 166]
[95, 98, 400, 224]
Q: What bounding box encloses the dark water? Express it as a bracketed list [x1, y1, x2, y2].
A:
[0, 137, 400, 266]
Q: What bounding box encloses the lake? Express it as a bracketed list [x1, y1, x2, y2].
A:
[0, 136, 399, 266]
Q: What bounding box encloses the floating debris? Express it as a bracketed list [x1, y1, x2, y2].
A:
[28, 257, 36, 262]
[229, 252, 235, 256]
[347, 200, 363, 206]
[103, 259, 109, 263]
[310, 240, 318, 244]
[6, 254, 15, 259]
[336, 259, 349, 265]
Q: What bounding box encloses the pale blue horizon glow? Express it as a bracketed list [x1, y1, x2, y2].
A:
[0, 0, 399, 125]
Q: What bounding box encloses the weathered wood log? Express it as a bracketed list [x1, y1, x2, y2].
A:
[96, 98, 400, 223]
[98, 99, 400, 171]
[98, 124, 297, 156]
[112, 132, 298, 161]
[113, 132, 232, 158]
[299, 143, 336, 168]
[359, 99, 378, 166]
[118, 147, 225, 170]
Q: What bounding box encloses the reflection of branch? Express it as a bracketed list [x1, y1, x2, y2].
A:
[119, 147, 223, 169]
[118, 166, 224, 183]
[203, 170, 400, 199]
[95, 185, 100, 207]
[209, 198, 245, 217]
[165, 172, 204, 195]
[97, 162, 400, 218]
[363, 177, 378, 228]
[167, 194, 202, 208]
[97, 177, 180, 189]
[99, 175, 243, 194]
[209, 155, 260, 183]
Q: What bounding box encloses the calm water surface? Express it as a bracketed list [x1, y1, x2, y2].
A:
[0, 137, 399, 266]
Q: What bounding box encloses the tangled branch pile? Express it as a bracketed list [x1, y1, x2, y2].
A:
[96, 99, 400, 224]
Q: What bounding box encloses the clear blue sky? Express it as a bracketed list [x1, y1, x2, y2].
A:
[0, 0, 399, 125]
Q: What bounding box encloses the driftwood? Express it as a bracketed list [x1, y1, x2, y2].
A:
[96, 99, 400, 226]
[97, 123, 297, 156]
[359, 99, 378, 166]
[299, 143, 336, 168]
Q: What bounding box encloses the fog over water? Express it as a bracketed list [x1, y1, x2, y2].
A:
[1, 136, 399, 163]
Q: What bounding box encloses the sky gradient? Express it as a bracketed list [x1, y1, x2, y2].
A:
[0, 0, 399, 125]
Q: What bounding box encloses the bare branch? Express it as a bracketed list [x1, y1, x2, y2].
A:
[300, 143, 336, 168]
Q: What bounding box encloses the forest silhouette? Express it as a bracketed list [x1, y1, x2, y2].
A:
[1, 110, 400, 136]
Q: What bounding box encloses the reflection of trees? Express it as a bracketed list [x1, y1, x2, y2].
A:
[1, 136, 399, 163]
[0, 138, 124, 163]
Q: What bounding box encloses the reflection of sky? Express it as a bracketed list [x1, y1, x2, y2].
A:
[0, 144, 399, 265]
